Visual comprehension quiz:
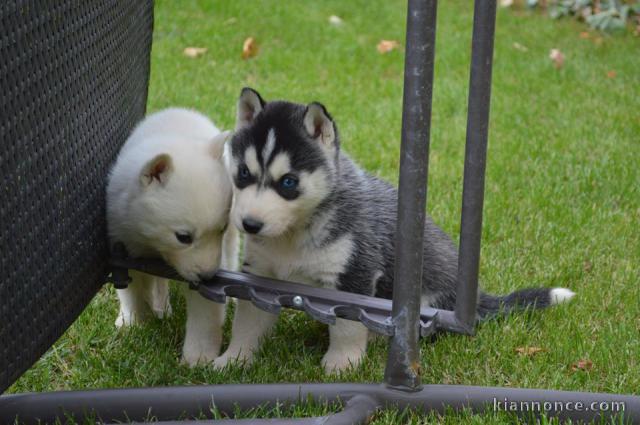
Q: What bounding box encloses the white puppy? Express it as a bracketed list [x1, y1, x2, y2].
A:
[106, 108, 238, 366]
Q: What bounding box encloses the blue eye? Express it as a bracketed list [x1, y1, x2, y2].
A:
[238, 164, 250, 179]
[281, 175, 298, 189]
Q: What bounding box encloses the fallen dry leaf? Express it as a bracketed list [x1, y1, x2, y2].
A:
[242, 37, 258, 60]
[549, 48, 565, 69]
[594, 3, 601, 14]
[607, 70, 616, 79]
[579, 31, 590, 39]
[583, 260, 593, 272]
[571, 359, 594, 372]
[328, 15, 343, 26]
[512, 42, 528, 52]
[183, 47, 207, 58]
[515, 346, 546, 356]
[377, 39, 400, 54]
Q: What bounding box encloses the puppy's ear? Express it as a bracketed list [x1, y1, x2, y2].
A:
[210, 130, 232, 160]
[140, 153, 173, 186]
[236, 87, 265, 129]
[303, 102, 336, 147]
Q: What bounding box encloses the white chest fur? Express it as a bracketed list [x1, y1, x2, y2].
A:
[245, 233, 354, 288]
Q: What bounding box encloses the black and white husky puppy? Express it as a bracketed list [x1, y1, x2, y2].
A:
[214, 88, 575, 373]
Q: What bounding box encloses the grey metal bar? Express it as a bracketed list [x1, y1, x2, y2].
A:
[454, 0, 498, 332]
[0, 384, 373, 425]
[108, 385, 378, 425]
[122, 420, 324, 425]
[109, 257, 458, 337]
[3, 384, 639, 424]
[384, 0, 438, 391]
[321, 395, 380, 425]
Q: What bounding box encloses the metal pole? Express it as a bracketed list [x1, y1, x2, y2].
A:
[384, 0, 438, 390]
[3, 384, 639, 424]
[454, 0, 497, 332]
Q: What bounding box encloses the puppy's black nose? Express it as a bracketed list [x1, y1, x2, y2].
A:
[242, 218, 263, 234]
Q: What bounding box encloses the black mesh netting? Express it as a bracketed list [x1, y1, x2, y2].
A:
[0, 1, 154, 392]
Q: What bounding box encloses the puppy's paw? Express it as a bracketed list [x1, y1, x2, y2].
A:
[114, 311, 147, 328]
[321, 347, 364, 374]
[213, 349, 253, 370]
[181, 342, 220, 367]
[152, 303, 173, 320]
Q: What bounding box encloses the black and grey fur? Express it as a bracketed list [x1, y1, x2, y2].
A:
[213, 88, 575, 373]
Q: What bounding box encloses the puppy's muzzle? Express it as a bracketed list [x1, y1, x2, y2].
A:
[242, 217, 263, 234]
[197, 271, 217, 281]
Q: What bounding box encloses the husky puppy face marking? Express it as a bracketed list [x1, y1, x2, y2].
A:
[229, 89, 337, 239]
[217, 88, 575, 374]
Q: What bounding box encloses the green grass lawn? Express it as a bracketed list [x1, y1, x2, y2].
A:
[9, 0, 640, 423]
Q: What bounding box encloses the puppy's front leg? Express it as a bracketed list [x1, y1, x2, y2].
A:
[221, 223, 240, 271]
[213, 299, 277, 369]
[322, 319, 368, 373]
[181, 286, 225, 366]
[144, 277, 172, 319]
[115, 271, 152, 327]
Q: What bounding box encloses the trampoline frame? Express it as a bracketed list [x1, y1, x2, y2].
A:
[2, 0, 639, 423]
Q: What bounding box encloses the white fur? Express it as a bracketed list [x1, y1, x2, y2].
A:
[421, 293, 440, 309]
[107, 108, 238, 366]
[218, 129, 365, 372]
[232, 185, 297, 237]
[244, 146, 261, 177]
[248, 234, 354, 287]
[180, 285, 225, 365]
[267, 153, 290, 181]
[549, 287, 576, 305]
[231, 149, 330, 239]
[114, 271, 171, 326]
[213, 299, 278, 369]
[262, 128, 276, 165]
[322, 319, 369, 373]
[214, 224, 357, 372]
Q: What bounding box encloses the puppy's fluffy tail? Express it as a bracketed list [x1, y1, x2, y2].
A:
[477, 287, 575, 320]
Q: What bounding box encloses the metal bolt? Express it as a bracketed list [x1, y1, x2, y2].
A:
[292, 296, 303, 307]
